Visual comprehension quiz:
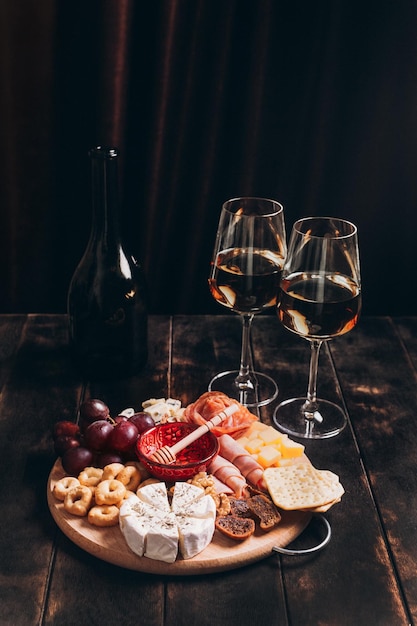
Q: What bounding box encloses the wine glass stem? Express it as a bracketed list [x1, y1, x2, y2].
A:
[303, 339, 322, 419]
[235, 314, 256, 392]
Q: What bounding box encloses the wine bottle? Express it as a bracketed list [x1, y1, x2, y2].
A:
[67, 146, 148, 379]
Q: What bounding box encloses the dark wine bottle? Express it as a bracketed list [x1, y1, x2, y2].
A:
[67, 146, 148, 379]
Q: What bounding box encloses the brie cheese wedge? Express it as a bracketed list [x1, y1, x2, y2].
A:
[137, 481, 171, 512]
[119, 497, 176, 561]
[119, 482, 216, 563]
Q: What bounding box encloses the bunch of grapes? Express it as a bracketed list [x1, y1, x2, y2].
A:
[52, 399, 155, 476]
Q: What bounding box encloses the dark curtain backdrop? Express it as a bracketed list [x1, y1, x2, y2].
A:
[0, 0, 416, 315]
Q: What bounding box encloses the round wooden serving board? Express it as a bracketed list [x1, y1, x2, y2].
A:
[47, 460, 311, 575]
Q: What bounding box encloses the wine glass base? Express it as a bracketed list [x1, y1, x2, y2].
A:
[208, 370, 278, 408]
[273, 397, 347, 439]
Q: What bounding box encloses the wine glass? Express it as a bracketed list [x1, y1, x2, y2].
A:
[208, 197, 286, 408]
[273, 216, 361, 439]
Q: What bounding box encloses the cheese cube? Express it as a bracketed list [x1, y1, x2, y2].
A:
[280, 438, 305, 459]
[246, 422, 268, 438]
[244, 437, 264, 454]
[259, 427, 284, 445]
[258, 445, 282, 468]
[236, 436, 250, 448]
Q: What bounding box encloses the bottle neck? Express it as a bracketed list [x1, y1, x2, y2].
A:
[89, 146, 121, 248]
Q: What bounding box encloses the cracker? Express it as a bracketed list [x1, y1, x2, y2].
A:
[263, 464, 344, 511]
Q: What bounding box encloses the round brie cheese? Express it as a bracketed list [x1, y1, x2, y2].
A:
[119, 482, 216, 563]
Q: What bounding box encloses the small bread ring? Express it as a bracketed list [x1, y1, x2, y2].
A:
[102, 463, 125, 480]
[64, 485, 93, 516]
[95, 479, 126, 505]
[78, 467, 103, 487]
[117, 465, 142, 491]
[88, 505, 120, 527]
[53, 476, 80, 501]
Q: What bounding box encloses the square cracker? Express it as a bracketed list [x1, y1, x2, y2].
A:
[264, 464, 344, 511]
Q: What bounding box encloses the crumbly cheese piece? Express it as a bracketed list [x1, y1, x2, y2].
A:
[142, 398, 183, 423]
[119, 482, 216, 562]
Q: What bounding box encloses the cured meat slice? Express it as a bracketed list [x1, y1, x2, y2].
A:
[183, 391, 258, 438]
[218, 434, 266, 490]
[207, 454, 246, 497]
[211, 475, 234, 495]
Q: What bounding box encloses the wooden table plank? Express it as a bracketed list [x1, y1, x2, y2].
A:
[331, 317, 417, 624]
[0, 315, 82, 625]
[394, 316, 417, 371]
[44, 536, 165, 626]
[165, 558, 288, 626]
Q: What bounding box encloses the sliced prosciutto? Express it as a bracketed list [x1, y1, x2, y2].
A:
[183, 391, 258, 438]
[211, 475, 234, 495]
[207, 454, 247, 498]
[218, 434, 266, 491]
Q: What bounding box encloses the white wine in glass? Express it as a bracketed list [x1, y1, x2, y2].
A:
[273, 216, 361, 438]
[208, 197, 286, 408]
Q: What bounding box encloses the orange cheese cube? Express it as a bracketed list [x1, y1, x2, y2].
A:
[257, 445, 282, 468]
[280, 438, 305, 459]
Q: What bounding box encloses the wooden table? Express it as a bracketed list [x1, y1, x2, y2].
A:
[1, 314, 416, 626]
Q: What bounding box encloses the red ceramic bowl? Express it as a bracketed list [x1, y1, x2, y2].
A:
[136, 422, 219, 481]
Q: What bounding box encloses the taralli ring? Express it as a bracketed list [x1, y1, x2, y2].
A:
[64, 485, 93, 516]
[53, 476, 80, 501]
[95, 479, 126, 505]
[78, 467, 103, 487]
[117, 465, 142, 491]
[102, 463, 125, 480]
[88, 505, 120, 527]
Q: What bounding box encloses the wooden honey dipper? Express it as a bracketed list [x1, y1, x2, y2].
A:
[149, 404, 239, 464]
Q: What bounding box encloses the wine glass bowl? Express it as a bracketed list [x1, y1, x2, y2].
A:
[208, 197, 286, 408]
[273, 216, 361, 438]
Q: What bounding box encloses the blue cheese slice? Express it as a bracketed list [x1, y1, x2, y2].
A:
[142, 398, 183, 423]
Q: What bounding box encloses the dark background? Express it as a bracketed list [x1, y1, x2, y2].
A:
[0, 0, 416, 316]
